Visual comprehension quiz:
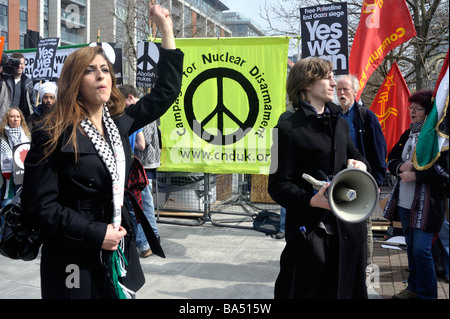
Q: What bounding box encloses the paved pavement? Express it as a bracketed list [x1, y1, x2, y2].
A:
[0, 217, 448, 302]
[372, 238, 449, 299]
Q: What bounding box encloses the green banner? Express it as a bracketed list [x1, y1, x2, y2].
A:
[159, 37, 289, 174]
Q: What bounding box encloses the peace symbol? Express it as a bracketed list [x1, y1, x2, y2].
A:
[184, 67, 259, 145]
[137, 41, 159, 71]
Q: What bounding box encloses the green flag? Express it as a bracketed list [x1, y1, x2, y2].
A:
[413, 51, 449, 170]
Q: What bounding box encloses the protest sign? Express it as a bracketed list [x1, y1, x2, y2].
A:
[300, 3, 348, 75]
[136, 41, 160, 88]
[10, 42, 122, 84]
[13, 142, 30, 185]
[31, 37, 59, 81]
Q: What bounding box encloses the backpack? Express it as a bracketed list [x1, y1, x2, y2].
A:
[252, 210, 281, 235]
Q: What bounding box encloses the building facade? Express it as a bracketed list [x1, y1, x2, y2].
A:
[1, 0, 234, 50]
[222, 11, 264, 37]
[2, 0, 235, 84]
[1, 0, 268, 50]
[1, 0, 39, 50]
[1, 0, 265, 85]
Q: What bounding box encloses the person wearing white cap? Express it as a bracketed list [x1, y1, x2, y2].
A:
[27, 81, 57, 129]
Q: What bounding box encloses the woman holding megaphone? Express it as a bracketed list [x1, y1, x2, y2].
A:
[268, 57, 370, 299]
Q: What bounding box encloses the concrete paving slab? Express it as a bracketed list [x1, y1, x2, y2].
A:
[0, 221, 285, 300]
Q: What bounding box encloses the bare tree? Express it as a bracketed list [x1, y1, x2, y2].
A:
[108, 0, 229, 90]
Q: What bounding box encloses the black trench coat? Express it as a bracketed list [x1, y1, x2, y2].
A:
[268, 101, 370, 299]
[22, 48, 183, 299]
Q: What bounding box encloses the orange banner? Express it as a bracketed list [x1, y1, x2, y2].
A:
[349, 0, 416, 100]
[0, 36, 5, 62]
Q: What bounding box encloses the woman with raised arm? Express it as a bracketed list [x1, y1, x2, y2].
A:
[21, 5, 183, 299]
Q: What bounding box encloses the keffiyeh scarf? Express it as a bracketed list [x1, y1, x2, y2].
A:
[80, 104, 134, 299]
[403, 121, 424, 161]
[1, 126, 30, 199]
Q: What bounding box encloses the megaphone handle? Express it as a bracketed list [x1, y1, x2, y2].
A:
[302, 173, 326, 192]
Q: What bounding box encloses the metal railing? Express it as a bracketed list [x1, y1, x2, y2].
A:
[152, 171, 393, 230]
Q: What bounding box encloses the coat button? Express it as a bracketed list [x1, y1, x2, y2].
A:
[88, 179, 95, 187]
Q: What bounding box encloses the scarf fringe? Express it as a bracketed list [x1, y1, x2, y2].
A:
[118, 282, 136, 299]
[111, 248, 127, 299]
[3, 178, 11, 200]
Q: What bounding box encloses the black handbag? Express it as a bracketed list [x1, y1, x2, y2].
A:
[0, 189, 42, 261]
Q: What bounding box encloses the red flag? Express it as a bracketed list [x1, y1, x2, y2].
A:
[370, 62, 411, 154]
[349, 0, 416, 101]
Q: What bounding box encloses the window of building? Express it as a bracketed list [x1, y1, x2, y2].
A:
[43, 0, 49, 38]
[0, 4, 7, 33]
[20, 0, 28, 10]
[184, 6, 192, 37]
[20, 11, 27, 30]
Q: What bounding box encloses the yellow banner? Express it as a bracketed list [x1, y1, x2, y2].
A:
[159, 37, 289, 174]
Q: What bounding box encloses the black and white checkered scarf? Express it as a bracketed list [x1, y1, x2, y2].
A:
[80, 104, 134, 298]
[79, 104, 126, 229]
[1, 126, 30, 198]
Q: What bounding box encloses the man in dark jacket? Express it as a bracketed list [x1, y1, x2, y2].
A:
[336, 75, 387, 186]
[0, 53, 14, 119]
[10, 52, 36, 118]
[336, 75, 387, 275]
[269, 57, 370, 299]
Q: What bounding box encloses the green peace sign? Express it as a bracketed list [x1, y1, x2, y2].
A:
[184, 67, 259, 145]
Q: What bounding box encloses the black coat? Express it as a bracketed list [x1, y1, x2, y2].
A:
[348, 101, 387, 187]
[21, 48, 184, 299]
[268, 101, 370, 299]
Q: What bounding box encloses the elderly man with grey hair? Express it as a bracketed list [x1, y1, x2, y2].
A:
[336, 74, 387, 274]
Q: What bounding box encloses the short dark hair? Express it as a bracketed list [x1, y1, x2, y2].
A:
[409, 90, 433, 115]
[10, 52, 25, 60]
[119, 84, 137, 98]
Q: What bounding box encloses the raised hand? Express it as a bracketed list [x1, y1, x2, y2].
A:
[149, 5, 175, 49]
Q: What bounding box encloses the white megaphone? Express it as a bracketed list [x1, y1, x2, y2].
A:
[302, 166, 379, 223]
